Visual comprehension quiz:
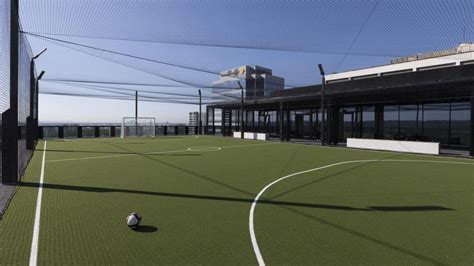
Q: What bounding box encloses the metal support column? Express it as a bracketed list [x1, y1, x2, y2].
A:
[212, 107, 215, 135]
[328, 105, 340, 145]
[318, 64, 326, 146]
[198, 89, 202, 135]
[2, 0, 20, 183]
[27, 60, 35, 150]
[374, 104, 384, 139]
[58, 126, 64, 139]
[279, 101, 284, 141]
[238, 81, 244, 139]
[470, 87, 474, 156]
[135, 91, 138, 136]
[205, 106, 209, 134]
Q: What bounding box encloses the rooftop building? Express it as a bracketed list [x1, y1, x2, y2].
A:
[212, 65, 284, 99]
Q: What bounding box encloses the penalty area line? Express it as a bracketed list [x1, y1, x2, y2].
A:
[29, 141, 47, 266]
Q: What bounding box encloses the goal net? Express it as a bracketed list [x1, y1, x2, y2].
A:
[121, 117, 156, 138]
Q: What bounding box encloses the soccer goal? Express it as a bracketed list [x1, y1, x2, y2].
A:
[121, 117, 156, 138]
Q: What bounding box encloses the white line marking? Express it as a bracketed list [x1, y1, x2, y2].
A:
[29, 141, 47, 266]
[220, 143, 277, 149]
[186, 146, 222, 152]
[249, 159, 474, 265]
[46, 142, 275, 163]
[46, 149, 189, 163]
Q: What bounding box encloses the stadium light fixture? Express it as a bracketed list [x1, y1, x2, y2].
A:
[37, 71, 45, 80]
[318, 64, 325, 76]
[318, 64, 326, 146]
[32, 48, 47, 60]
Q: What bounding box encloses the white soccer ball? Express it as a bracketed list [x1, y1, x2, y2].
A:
[126, 212, 142, 229]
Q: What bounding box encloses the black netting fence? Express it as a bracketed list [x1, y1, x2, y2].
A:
[18, 32, 34, 176]
[0, 0, 39, 184]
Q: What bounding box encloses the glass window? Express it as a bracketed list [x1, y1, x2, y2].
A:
[422, 103, 449, 145]
[82, 127, 95, 138]
[156, 126, 164, 136]
[167, 126, 175, 135]
[64, 126, 78, 138]
[342, 107, 356, 140]
[450, 102, 470, 148]
[99, 127, 110, 137]
[43, 127, 59, 139]
[362, 106, 375, 139]
[399, 105, 420, 140]
[115, 126, 121, 137]
[214, 108, 222, 126]
[384, 105, 399, 139]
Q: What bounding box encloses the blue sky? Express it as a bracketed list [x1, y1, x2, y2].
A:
[18, 0, 473, 124]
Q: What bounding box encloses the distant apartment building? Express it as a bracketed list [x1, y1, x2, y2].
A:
[189, 112, 206, 126]
[212, 65, 284, 100]
[189, 112, 199, 126]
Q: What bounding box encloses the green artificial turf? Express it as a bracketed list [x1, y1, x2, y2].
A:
[0, 136, 473, 265]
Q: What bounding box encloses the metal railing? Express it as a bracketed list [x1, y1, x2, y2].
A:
[38, 125, 203, 139]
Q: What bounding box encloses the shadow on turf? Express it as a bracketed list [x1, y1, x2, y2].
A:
[37, 149, 202, 156]
[134, 225, 158, 233]
[281, 206, 445, 265]
[102, 141, 256, 196]
[19, 182, 453, 212]
[268, 153, 405, 201]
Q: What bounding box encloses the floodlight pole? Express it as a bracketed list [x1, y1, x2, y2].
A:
[198, 89, 202, 135]
[318, 64, 326, 146]
[31, 48, 47, 146]
[135, 90, 138, 136]
[238, 81, 244, 139]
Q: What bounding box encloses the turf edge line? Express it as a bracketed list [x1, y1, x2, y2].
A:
[249, 159, 474, 265]
[29, 141, 47, 266]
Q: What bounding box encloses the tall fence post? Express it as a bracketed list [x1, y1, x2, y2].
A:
[94, 126, 100, 138]
[58, 126, 64, 138]
[2, 0, 20, 183]
[26, 59, 35, 150]
[470, 87, 474, 157]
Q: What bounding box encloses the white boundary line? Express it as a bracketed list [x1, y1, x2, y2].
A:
[249, 159, 474, 265]
[29, 141, 47, 266]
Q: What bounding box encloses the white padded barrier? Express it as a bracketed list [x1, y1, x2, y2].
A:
[256, 133, 269, 141]
[233, 132, 268, 141]
[347, 138, 440, 155]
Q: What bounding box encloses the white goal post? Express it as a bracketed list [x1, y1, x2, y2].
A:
[121, 117, 156, 138]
